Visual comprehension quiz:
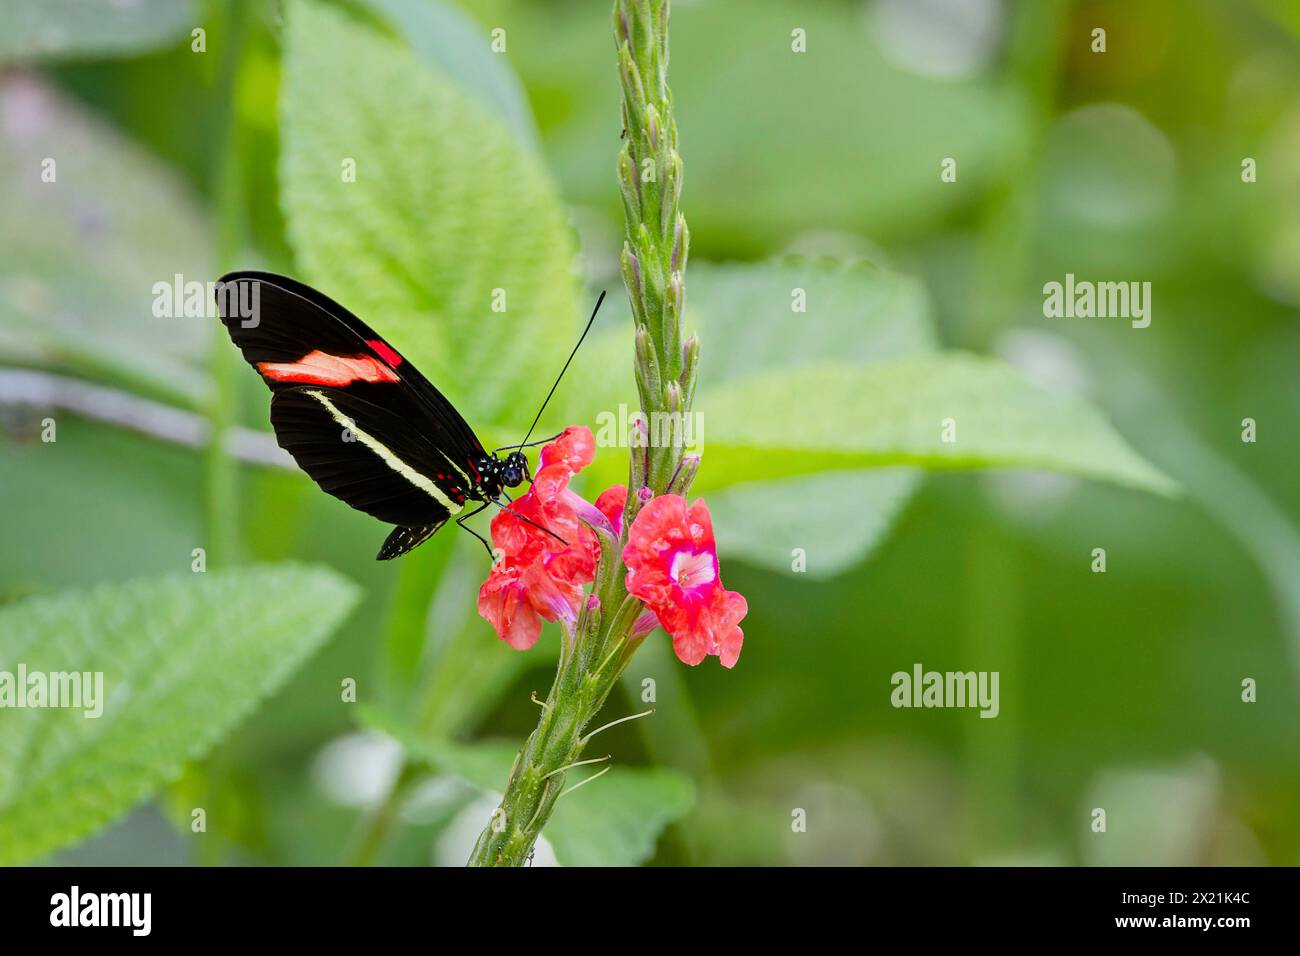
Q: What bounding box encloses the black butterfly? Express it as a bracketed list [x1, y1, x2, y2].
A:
[215, 271, 602, 560]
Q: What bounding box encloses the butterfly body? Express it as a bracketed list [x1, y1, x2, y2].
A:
[215, 271, 529, 560]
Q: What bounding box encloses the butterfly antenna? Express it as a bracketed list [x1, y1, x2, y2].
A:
[512, 290, 607, 452]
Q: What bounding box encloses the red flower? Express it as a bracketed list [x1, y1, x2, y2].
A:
[594, 485, 628, 536]
[623, 494, 747, 668]
[477, 426, 625, 649]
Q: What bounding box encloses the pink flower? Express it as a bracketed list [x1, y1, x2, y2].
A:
[477, 427, 626, 649]
[623, 494, 747, 668]
[478, 561, 578, 651]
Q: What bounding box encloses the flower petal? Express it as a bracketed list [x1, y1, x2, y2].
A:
[623, 493, 748, 668]
[478, 570, 542, 650]
[595, 485, 628, 536]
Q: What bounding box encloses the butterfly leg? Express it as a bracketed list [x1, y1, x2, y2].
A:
[487, 498, 569, 547]
[455, 502, 495, 559]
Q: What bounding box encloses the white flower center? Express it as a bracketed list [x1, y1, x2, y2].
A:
[670, 549, 715, 590]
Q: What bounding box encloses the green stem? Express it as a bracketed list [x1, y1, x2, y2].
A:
[615, 0, 693, 507]
[204, 0, 249, 567]
[346, 760, 421, 866]
[957, 0, 1064, 862]
[965, 0, 1065, 350]
[189, 0, 248, 867]
[467, 0, 689, 867]
[468, 573, 641, 866]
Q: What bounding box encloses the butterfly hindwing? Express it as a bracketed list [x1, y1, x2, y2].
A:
[269, 385, 474, 529]
[377, 521, 450, 561]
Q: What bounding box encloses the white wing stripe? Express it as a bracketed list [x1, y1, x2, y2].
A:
[307, 390, 463, 515]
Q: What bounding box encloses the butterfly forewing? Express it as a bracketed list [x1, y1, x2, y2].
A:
[217, 271, 486, 458]
[215, 271, 490, 559]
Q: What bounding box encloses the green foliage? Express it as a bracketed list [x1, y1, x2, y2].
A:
[698, 354, 1177, 494]
[372, 532, 543, 733]
[280, 0, 580, 426]
[0, 422, 202, 588]
[688, 260, 938, 373]
[542, 765, 694, 867]
[686, 261, 932, 575]
[363, 708, 694, 867]
[497, 0, 1029, 253]
[570, 259, 1171, 574]
[0, 0, 1291, 868]
[0, 76, 211, 406]
[356, 0, 539, 149]
[708, 469, 920, 578]
[0, 1, 196, 63]
[0, 564, 359, 864]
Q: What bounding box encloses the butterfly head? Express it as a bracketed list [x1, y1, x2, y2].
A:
[474, 451, 530, 499]
[500, 450, 530, 489]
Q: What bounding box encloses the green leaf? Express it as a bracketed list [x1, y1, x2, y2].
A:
[695, 354, 1179, 495]
[540, 764, 695, 867]
[0, 76, 212, 406]
[356, 0, 540, 150]
[565, 259, 938, 425]
[688, 259, 939, 376]
[707, 469, 920, 579]
[0, 0, 196, 63]
[362, 707, 695, 867]
[280, 0, 579, 426]
[0, 421, 202, 589]
[0, 564, 360, 865]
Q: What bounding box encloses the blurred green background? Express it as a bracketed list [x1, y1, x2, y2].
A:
[1, 0, 1298, 866]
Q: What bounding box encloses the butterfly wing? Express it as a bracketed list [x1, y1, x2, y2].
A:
[270, 384, 473, 515]
[216, 270, 487, 461]
[215, 272, 489, 559]
[377, 523, 448, 561]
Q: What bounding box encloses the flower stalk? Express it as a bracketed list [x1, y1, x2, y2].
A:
[468, 0, 696, 866]
[615, 0, 693, 504]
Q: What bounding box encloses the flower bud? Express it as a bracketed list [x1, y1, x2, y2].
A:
[634, 325, 661, 397]
[614, 6, 632, 46]
[668, 270, 684, 320]
[679, 333, 700, 409]
[670, 214, 689, 273]
[660, 153, 682, 237]
[618, 44, 646, 115]
[621, 245, 646, 326]
[617, 150, 640, 220]
[632, 609, 659, 638]
[666, 453, 700, 497]
[630, 415, 651, 489]
[645, 103, 661, 152]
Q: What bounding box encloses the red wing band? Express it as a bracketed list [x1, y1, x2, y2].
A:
[258, 350, 400, 386]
